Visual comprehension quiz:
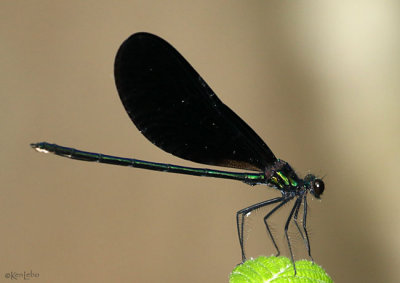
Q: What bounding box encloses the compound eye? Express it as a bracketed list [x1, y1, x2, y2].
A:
[312, 179, 325, 198]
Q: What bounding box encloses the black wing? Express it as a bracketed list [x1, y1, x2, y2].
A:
[114, 32, 276, 171]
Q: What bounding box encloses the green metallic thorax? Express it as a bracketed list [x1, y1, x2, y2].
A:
[265, 160, 300, 191]
[268, 171, 298, 189]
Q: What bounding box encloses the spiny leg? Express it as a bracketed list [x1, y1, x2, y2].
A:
[293, 199, 306, 241]
[284, 197, 303, 275]
[262, 197, 293, 257]
[236, 197, 284, 262]
[292, 195, 314, 262]
[302, 195, 314, 262]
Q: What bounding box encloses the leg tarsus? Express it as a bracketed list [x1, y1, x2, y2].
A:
[284, 197, 303, 276]
[236, 197, 285, 262]
[263, 198, 292, 256]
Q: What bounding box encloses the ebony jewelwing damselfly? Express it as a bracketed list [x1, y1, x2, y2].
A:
[31, 32, 325, 274]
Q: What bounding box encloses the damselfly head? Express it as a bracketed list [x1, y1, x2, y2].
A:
[304, 174, 325, 199]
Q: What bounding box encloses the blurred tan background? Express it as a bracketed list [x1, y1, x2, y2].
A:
[1, 1, 399, 282]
